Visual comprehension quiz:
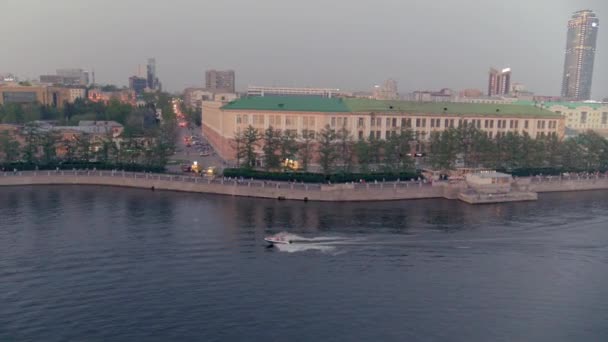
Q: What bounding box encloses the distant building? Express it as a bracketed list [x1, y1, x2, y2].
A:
[488, 67, 511, 97]
[205, 69, 235, 93]
[412, 89, 453, 102]
[184, 88, 214, 109]
[0, 73, 17, 82]
[56, 68, 89, 86]
[40, 69, 89, 86]
[561, 10, 600, 101]
[40, 75, 66, 85]
[461, 89, 483, 98]
[88, 88, 136, 105]
[517, 100, 608, 136]
[373, 79, 398, 100]
[67, 87, 86, 103]
[247, 86, 340, 98]
[0, 84, 48, 106]
[129, 76, 148, 95]
[146, 58, 162, 90]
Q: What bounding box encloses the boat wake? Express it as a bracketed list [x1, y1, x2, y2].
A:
[268, 233, 361, 254]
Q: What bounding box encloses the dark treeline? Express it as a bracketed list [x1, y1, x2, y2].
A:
[428, 125, 608, 175]
[0, 92, 174, 136]
[234, 124, 416, 176]
[232, 124, 608, 178]
[0, 93, 178, 172]
[0, 122, 176, 172]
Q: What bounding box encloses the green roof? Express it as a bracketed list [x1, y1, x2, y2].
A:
[515, 100, 607, 110]
[343, 98, 558, 117]
[221, 96, 350, 112]
[222, 96, 560, 117]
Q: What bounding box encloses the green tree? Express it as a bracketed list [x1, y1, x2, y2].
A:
[262, 126, 281, 171]
[384, 128, 414, 173]
[232, 129, 245, 168]
[317, 125, 338, 175]
[336, 127, 354, 173]
[240, 125, 260, 169]
[21, 123, 40, 164]
[298, 129, 315, 171]
[75, 133, 92, 162]
[39, 130, 59, 165]
[355, 139, 371, 173]
[0, 131, 20, 163]
[97, 132, 118, 165]
[279, 129, 299, 170]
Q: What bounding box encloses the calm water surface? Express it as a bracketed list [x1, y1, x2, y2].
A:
[1, 186, 608, 341]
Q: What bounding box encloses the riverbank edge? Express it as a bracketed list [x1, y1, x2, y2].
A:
[1, 172, 608, 202]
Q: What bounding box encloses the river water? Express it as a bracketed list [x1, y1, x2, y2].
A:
[1, 186, 608, 341]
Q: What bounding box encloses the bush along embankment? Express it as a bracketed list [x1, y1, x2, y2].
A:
[0, 162, 165, 173]
[222, 168, 421, 183]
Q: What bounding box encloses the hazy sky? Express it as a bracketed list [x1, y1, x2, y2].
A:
[1, 0, 606, 98]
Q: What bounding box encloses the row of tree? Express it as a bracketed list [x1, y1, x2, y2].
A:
[232, 124, 608, 175]
[428, 126, 608, 172]
[0, 98, 160, 136]
[233, 125, 416, 175]
[0, 122, 177, 170]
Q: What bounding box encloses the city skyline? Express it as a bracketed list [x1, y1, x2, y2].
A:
[0, 0, 606, 97]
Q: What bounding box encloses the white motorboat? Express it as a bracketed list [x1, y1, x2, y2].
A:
[264, 233, 292, 245]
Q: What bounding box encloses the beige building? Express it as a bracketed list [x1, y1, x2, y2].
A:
[516, 101, 608, 136]
[202, 97, 564, 165]
[0, 84, 50, 106]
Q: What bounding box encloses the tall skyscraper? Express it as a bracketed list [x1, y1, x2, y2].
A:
[561, 10, 600, 101]
[146, 58, 158, 90]
[205, 69, 235, 93]
[488, 67, 511, 97]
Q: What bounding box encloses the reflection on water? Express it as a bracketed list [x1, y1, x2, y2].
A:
[1, 186, 608, 341]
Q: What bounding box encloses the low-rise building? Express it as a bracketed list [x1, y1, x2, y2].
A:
[183, 88, 214, 109]
[516, 101, 608, 136]
[247, 86, 340, 98]
[202, 96, 564, 165]
[88, 89, 136, 106]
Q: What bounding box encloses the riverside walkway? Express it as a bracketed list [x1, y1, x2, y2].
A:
[1, 170, 608, 203]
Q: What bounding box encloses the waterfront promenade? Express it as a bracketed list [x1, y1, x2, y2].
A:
[1, 170, 608, 202]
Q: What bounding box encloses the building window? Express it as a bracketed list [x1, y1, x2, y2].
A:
[581, 112, 588, 124]
[385, 130, 390, 139]
[358, 117, 365, 128]
[242, 114, 248, 124]
[236, 115, 242, 124]
[386, 118, 391, 127]
[422, 119, 426, 128]
[371, 117, 376, 127]
[376, 131, 381, 139]
[331, 117, 336, 127]
[524, 120, 528, 129]
[602, 112, 608, 125]
[253, 115, 264, 125]
[431, 119, 435, 128]
[358, 131, 364, 140]
[416, 118, 421, 128]
[285, 116, 296, 127]
[484, 120, 489, 129]
[392, 118, 397, 127]
[488, 131, 493, 139]
[449, 119, 454, 128]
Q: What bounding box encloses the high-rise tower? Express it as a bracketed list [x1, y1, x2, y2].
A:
[561, 10, 600, 101]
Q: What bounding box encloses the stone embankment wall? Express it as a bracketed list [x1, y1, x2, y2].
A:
[526, 176, 608, 193]
[0, 171, 444, 202]
[2, 171, 608, 202]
